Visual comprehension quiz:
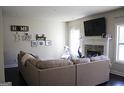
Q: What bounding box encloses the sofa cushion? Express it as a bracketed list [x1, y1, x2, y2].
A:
[71, 58, 90, 64]
[36, 59, 73, 69]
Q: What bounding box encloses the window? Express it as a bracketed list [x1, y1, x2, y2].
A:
[70, 29, 80, 57]
[116, 25, 124, 62]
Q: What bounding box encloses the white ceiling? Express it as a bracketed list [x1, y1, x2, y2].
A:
[2, 6, 121, 22]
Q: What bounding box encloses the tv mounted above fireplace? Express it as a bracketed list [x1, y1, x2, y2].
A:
[84, 17, 106, 36]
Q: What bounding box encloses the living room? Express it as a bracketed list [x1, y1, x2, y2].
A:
[1, 5, 124, 87]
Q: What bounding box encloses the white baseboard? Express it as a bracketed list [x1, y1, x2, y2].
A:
[110, 70, 124, 77]
[0, 82, 12, 86]
[5, 64, 18, 68]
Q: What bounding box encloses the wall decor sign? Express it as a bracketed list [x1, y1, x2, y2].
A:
[45, 40, 52, 46]
[14, 32, 21, 41]
[31, 40, 38, 47]
[38, 40, 45, 46]
[22, 33, 32, 41]
[36, 34, 46, 41]
[11, 25, 29, 32]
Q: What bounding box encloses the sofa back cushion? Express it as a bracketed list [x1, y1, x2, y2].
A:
[36, 59, 73, 69]
[71, 58, 90, 64]
[90, 55, 110, 61]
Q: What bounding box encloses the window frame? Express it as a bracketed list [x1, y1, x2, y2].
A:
[69, 28, 80, 57]
[116, 24, 124, 63]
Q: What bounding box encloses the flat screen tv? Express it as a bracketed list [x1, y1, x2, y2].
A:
[84, 17, 106, 36]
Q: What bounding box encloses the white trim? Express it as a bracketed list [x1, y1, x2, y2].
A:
[110, 69, 124, 77]
[5, 64, 18, 68]
[114, 23, 124, 63]
[0, 82, 12, 86]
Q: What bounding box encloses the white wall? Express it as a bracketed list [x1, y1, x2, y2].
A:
[0, 8, 5, 82]
[3, 17, 66, 68]
[67, 8, 124, 76]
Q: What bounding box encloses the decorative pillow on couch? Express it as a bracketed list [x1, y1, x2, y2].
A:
[36, 59, 73, 69]
[21, 53, 35, 66]
[71, 58, 90, 64]
[27, 58, 38, 66]
[20, 51, 26, 59]
[90, 55, 110, 61]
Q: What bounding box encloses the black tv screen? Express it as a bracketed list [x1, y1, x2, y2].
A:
[84, 17, 106, 36]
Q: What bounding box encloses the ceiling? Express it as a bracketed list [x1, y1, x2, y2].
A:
[2, 6, 122, 22]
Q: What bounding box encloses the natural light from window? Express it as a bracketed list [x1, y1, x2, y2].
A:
[70, 29, 80, 57]
[116, 25, 124, 62]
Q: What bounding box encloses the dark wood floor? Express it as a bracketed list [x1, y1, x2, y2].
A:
[5, 67, 124, 86]
[5, 67, 27, 86]
[99, 74, 124, 86]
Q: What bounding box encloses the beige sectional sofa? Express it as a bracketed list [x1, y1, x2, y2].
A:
[18, 51, 111, 86]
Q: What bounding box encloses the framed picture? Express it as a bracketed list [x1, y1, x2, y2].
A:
[31, 40, 38, 47]
[38, 40, 45, 46]
[45, 40, 52, 46]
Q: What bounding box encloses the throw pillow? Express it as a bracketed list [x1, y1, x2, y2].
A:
[20, 51, 26, 59]
[21, 53, 35, 65]
[90, 55, 110, 61]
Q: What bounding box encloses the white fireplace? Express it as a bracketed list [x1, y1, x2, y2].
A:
[85, 45, 104, 57]
[82, 37, 111, 57]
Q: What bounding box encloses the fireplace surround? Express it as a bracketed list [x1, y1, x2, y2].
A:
[85, 45, 104, 57]
[82, 37, 111, 57]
